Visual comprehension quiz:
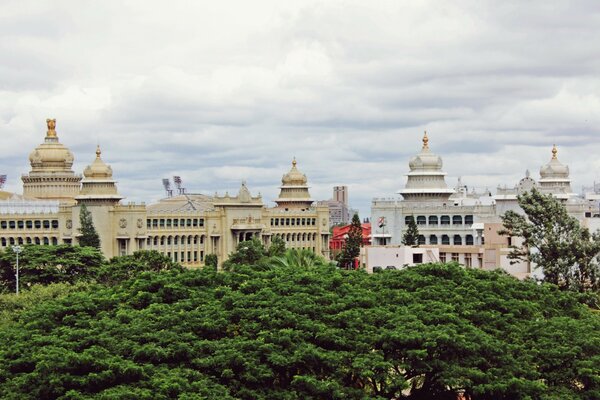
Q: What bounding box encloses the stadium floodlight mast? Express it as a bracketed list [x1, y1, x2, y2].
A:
[11, 245, 22, 295]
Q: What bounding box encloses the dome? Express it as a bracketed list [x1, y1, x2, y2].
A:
[281, 158, 308, 186]
[28, 119, 74, 170]
[83, 146, 113, 179]
[540, 145, 569, 179]
[408, 132, 443, 171]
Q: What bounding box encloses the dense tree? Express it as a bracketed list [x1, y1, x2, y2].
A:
[204, 254, 218, 271]
[268, 235, 286, 257]
[98, 250, 183, 285]
[78, 204, 101, 248]
[0, 263, 598, 399]
[500, 188, 600, 292]
[339, 213, 363, 269]
[0, 245, 104, 292]
[223, 237, 269, 270]
[402, 216, 420, 247]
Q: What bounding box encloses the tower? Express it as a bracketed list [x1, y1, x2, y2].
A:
[274, 158, 314, 210]
[22, 119, 82, 202]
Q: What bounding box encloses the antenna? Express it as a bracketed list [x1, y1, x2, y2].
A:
[173, 175, 186, 195]
[0, 175, 6, 190]
[162, 178, 173, 197]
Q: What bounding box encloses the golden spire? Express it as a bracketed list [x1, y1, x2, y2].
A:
[46, 118, 57, 138]
[422, 130, 429, 150]
[552, 144, 557, 159]
[292, 157, 297, 167]
[96, 145, 102, 158]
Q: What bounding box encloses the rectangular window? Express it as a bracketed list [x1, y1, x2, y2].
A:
[465, 254, 472, 267]
[412, 253, 423, 264]
[51, 220, 59, 229]
[26, 220, 33, 229]
[440, 253, 447, 263]
[9, 221, 16, 229]
[452, 253, 459, 262]
[43, 220, 50, 229]
[166, 219, 172, 227]
[17, 220, 24, 229]
[0, 221, 6, 229]
[173, 219, 178, 227]
[199, 219, 204, 227]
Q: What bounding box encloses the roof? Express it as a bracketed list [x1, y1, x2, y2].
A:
[147, 193, 216, 213]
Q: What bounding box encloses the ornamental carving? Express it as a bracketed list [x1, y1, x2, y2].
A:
[137, 218, 143, 229]
[66, 219, 72, 229]
[119, 218, 127, 229]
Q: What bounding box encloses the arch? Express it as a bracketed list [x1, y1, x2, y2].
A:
[428, 216, 438, 225]
[418, 235, 426, 245]
[286, 233, 291, 241]
[154, 236, 159, 246]
[34, 237, 40, 245]
[429, 235, 438, 245]
[0, 238, 5, 247]
[441, 235, 450, 245]
[452, 215, 463, 225]
[416, 216, 426, 225]
[405, 216, 414, 225]
[51, 237, 58, 245]
[441, 215, 450, 225]
[466, 234, 474, 245]
[43, 237, 49, 245]
[160, 236, 166, 246]
[453, 235, 462, 245]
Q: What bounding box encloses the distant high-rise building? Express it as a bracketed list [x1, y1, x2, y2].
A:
[318, 186, 351, 227]
[333, 185, 348, 205]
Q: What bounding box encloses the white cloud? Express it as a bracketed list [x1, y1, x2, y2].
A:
[2, 0, 600, 216]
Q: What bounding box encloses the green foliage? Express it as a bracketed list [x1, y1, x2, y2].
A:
[268, 235, 286, 257]
[402, 216, 420, 247]
[0, 245, 104, 292]
[339, 213, 363, 269]
[500, 188, 600, 292]
[99, 250, 184, 285]
[78, 204, 101, 248]
[204, 254, 218, 271]
[271, 248, 330, 269]
[223, 237, 269, 270]
[0, 263, 598, 399]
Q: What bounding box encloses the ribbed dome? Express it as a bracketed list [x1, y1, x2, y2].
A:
[83, 146, 113, 179]
[282, 158, 308, 186]
[408, 132, 443, 171]
[28, 119, 74, 171]
[540, 145, 569, 179]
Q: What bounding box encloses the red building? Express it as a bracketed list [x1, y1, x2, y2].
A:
[330, 223, 371, 257]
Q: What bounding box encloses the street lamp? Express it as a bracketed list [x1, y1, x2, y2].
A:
[12, 245, 22, 295]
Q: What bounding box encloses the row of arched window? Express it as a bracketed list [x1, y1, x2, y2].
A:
[1, 236, 59, 247]
[147, 218, 204, 229]
[0, 219, 59, 230]
[273, 232, 317, 242]
[416, 234, 475, 246]
[406, 215, 474, 226]
[146, 234, 205, 247]
[271, 217, 317, 226]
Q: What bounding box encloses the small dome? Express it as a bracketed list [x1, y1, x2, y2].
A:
[408, 131, 443, 171]
[540, 145, 569, 179]
[83, 146, 113, 179]
[28, 119, 74, 170]
[282, 158, 308, 186]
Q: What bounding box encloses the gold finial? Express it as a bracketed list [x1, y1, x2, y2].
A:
[292, 157, 297, 167]
[422, 130, 429, 150]
[552, 144, 557, 159]
[96, 145, 102, 158]
[46, 118, 57, 138]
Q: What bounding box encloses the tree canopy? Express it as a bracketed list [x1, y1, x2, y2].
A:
[0, 262, 598, 399]
[500, 187, 600, 292]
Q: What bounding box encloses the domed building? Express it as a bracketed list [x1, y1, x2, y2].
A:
[275, 158, 314, 210]
[538, 145, 574, 199]
[75, 146, 123, 206]
[21, 119, 82, 203]
[1, 118, 330, 266]
[399, 132, 455, 201]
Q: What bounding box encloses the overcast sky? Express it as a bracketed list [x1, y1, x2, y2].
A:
[2, 1, 600, 217]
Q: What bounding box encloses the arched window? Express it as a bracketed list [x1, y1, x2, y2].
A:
[465, 215, 474, 225]
[428, 216, 438, 225]
[453, 235, 462, 245]
[416, 216, 426, 225]
[154, 237, 159, 246]
[441, 216, 450, 225]
[418, 235, 426, 245]
[452, 215, 463, 225]
[52, 237, 58, 245]
[34, 237, 40, 245]
[43, 237, 49, 245]
[441, 235, 450, 245]
[160, 236, 166, 246]
[429, 235, 438, 245]
[405, 216, 414, 225]
[0, 238, 5, 247]
[466, 235, 474, 245]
